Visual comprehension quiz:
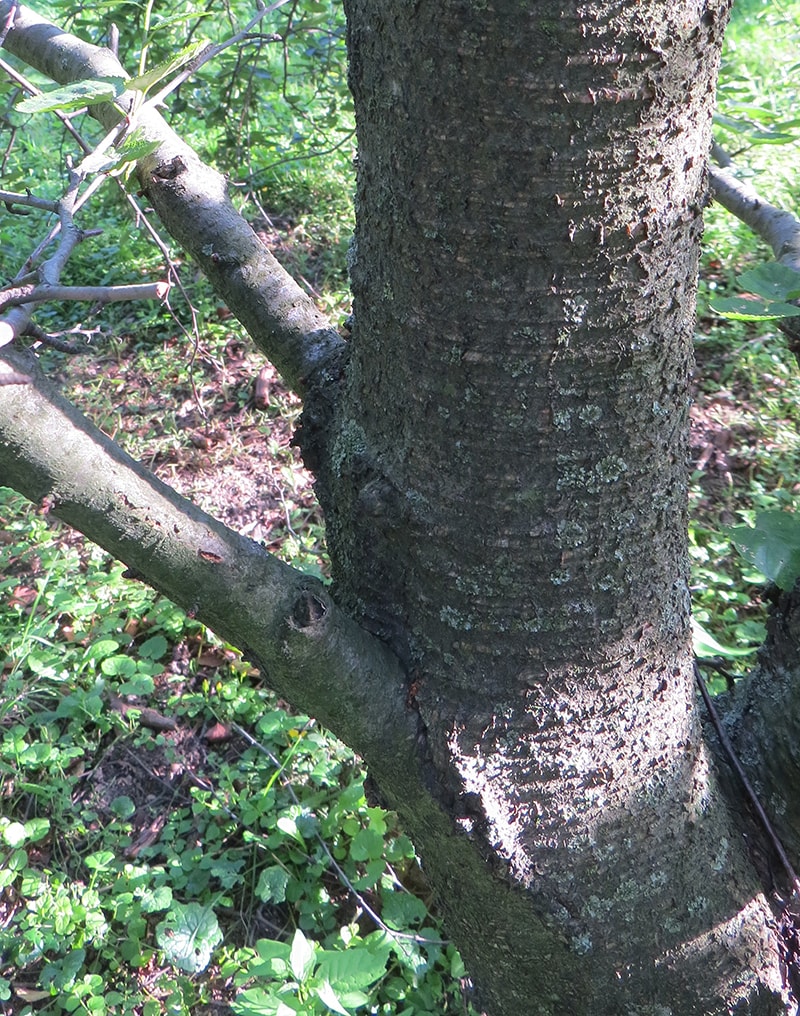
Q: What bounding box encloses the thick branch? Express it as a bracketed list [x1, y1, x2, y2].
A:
[0, 1, 346, 396]
[709, 163, 800, 270]
[0, 341, 413, 783]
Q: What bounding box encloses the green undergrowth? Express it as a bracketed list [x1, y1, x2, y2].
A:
[0, 490, 473, 1016]
[689, 0, 800, 683]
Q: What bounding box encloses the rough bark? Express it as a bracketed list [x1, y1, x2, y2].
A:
[724, 588, 800, 869]
[316, 0, 787, 1011]
[0, 2, 797, 1013]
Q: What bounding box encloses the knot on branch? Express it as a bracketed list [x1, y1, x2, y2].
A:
[291, 588, 328, 631]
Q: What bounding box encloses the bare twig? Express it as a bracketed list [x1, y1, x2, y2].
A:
[137, 0, 289, 115]
[2, 281, 169, 307]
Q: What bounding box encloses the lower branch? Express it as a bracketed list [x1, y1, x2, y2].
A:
[0, 342, 414, 781]
[709, 163, 800, 269]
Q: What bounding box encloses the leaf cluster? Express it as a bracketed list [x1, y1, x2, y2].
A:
[0, 489, 474, 1015]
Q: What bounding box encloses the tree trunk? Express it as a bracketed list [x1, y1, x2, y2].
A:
[312, 1, 786, 1011]
[0, 2, 795, 1012]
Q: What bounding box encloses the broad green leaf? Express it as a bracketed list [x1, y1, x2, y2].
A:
[1, 822, 28, 847]
[246, 939, 291, 979]
[713, 111, 798, 144]
[314, 980, 349, 1015]
[110, 795, 136, 819]
[255, 865, 290, 904]
[338, 782, 366, 810]
[729, 511, 800, 590]
[137, 633, 169, 660]
[140, 885, 172, 913]
[449, 947, 467, 978]
[691, 619, 757, 660]
[76, 132, 158, 178]
[276, 815, 304, 843]
[289, 929, 315, 982]
[737, 264, 800, 302]
[16, 77, 126, 114]
[349, 827, 384, 862]
[379, 889, 429, 930]
[101, 654, 137, 677]
[41, 948, 85, 990]
[231, 986, 283, 1015]
[84, 850, 116, 871]
[155, 902, 222, 973]
[710, 297, 800, 321]
[316, 942, 391, 990]
[84, 638, 121, 661]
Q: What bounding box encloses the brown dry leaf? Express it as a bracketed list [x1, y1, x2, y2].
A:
[204, 721, 231, 743]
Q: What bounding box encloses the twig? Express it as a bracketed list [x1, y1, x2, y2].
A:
[138, 0, 289, 116]
[2, 281, 169, 307]
[21, 322, 88, 354]
[694, 660, 800, 898]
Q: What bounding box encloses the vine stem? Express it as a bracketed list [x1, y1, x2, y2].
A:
[694, 660, 800, 899]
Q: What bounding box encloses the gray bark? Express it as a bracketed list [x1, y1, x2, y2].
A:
[319, 0, 787, 1011]
[1, 1, 797, 1012]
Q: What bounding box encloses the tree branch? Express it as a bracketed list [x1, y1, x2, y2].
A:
[1, 281, 169, 307]
[708, 163, 800, 270]
[0, 340, 414, 782]
[0, 1, 346, 397]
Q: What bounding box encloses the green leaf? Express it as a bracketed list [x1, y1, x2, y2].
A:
[246, 939, 291, 979]
[713, 111, 799, 144]
[349, 827, 384, 862]
[316, 942, 391, 991]
[338, 782, 366, 810]
[231, 986, 284, 1015]
[126, 42, 208, 96]
[737, 264, 800, 302]
[255, 865, 290, 904]
[709, 297, 800, 321]
[84, 850, 116, 871]
[84, 638, 121, 661]
[101, 654, 137, 676]
[110, 795, 136, 819]
[41, 948, 86, 990]
[276, 815, 304, 843]
[289, 929, 316, 982]
[2, 822, 28, 847]
[449, 947, 467, 979]
[314, 980, 349, 1015]
[729, 511, 800, 590]
[140, 885, 173, 913]
[155, 902, 222, 973]
[138, 634, 169, 660]
[380, 889, 429, 930]
[691, 619, 757, 660]
[16, 77, 126, 114]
